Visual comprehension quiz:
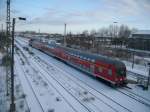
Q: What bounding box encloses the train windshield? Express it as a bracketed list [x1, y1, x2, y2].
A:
[117, 68, 126, 77]
[115, 62, 126, 77]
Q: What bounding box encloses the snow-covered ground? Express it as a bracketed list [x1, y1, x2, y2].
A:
[0, 52, 7, 112]
[0, 51, 29, 112]
[14, 37, 150, 112]
[15, 49, 77, 112]
[14, 65, 30, 112]
[123, 61, 148, 77]
[0, 66, 7, 112]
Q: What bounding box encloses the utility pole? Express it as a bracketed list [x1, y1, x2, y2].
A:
[9, 17, 26, 112]
[38, 29, 40, 34]
[38, 29, 41, 41]
[6, 0, 11, 97]
[1, 24, 3, 33]
[0, 24, 3, 49]
[132, 52, 135, 68]
[6, 0, 11, 40]
[10, 18, 15, 112]
[64, 23, 66, 46]
[113, 22, 118, 48]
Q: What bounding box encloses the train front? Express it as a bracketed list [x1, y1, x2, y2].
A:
[115, 62, 127, 86]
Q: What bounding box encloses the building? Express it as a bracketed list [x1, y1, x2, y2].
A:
[128, 30, 150, 51]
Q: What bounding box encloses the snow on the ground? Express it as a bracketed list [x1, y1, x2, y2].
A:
[127, 83, 150, 101]
[0, 52, 7, 112]
[0, 66, 7, 112]
[121, 54, 149, 78]
[15, 55, 45, 112]
[123, 61, 148, 77]
[144, 57, 150, 63]
[15, 37, 150, 112]
[14, 66, 30, 112]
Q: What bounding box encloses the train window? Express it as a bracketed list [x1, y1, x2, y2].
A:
[90, 65, 94, 72]
[117, 69, 126, 76]
[99, 67, 103, 73]
[91, 59, 95, 62]
[68, 56, 70, 60]
[108, 69, 112, 76]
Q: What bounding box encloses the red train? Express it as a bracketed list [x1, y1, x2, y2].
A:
[29, 39, 127, 86]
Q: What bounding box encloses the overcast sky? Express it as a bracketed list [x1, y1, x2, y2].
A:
[0, 0, 150, 33]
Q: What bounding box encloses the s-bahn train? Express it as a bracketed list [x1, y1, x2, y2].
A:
[29, 39, 127, 86]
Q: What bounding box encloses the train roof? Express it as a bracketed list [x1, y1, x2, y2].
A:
[47, 43, 125, 68]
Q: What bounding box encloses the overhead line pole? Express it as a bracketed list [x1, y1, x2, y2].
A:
[64, 23, 66, 46]
[1, 24, 3, 33]
[6, 0, 11, 97]
[10, 17, 26, 112]
[10, 18, 15, 112]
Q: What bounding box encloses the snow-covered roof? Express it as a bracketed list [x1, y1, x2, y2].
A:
[132, 30, 150, 35]
[130, 30, 150, 39]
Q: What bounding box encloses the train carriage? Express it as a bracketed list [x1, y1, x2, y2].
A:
[29, 39, 127, 86]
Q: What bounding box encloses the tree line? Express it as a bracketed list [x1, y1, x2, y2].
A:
[82, 24, 137, 38]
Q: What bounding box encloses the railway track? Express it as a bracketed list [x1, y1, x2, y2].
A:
[16, 45, 83, 112]
[15, 55, 45, 112]
[116, 88, 150, 107]
[14, 67, 30, 112]
[123, 88, 150, 102]
[127, 71, 148, 81]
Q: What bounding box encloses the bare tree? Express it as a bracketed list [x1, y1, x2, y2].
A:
[118, 24, 131, 38]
